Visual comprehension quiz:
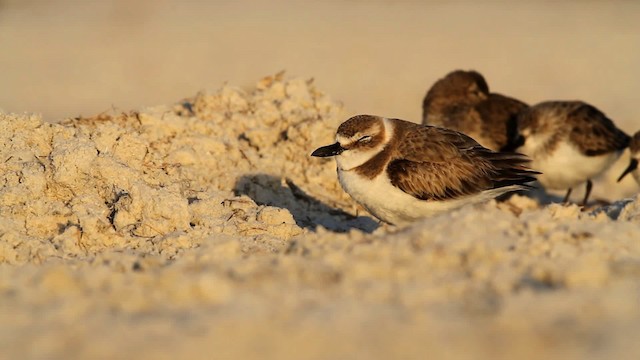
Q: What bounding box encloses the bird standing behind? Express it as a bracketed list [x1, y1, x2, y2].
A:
[516, 101, 630, 205]
[617, 130, 640, 184]
[422, 70, 528, 152]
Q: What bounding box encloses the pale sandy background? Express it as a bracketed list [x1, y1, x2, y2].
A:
[2, 2, 640, 360]
[1, 0, 639, 127]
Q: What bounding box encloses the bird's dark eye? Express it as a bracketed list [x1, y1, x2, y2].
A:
[358, 136, 372, 143]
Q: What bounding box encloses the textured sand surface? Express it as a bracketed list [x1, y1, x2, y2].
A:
[2, 75, 640, 359]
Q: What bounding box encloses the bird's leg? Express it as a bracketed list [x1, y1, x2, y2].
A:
[582, 179, 593, 206]
[562, 188, 573, 204]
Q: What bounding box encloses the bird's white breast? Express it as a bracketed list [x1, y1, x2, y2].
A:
[522, 140, 622, 189]
[337, 169, 514, 225]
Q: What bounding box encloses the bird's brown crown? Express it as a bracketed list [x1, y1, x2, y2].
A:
[426, 70, 490, 100]
[336, 115, 386, 150]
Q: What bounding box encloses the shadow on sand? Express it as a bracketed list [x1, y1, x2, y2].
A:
[234, 174, 379, 233]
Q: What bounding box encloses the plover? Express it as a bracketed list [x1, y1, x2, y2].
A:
[516, 101, 630, 205]
[311, 115, 538, 225]
[617, 131, 640, 184]
[422, 70, 528, 152]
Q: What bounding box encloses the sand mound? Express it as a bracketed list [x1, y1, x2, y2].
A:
[1, 75, 640, 359]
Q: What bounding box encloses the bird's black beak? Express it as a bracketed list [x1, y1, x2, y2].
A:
[617, 158, 638, 182]
[311, 142, 345, 157]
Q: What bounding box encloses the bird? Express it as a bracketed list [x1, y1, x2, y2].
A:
[515, 101, 630, 205]
[422, 70, 528, 152]
[617, 130, 640, 184]
[311, 115, 539, 225]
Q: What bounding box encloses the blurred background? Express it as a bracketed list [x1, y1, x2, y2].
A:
[0, 0, 639, 129]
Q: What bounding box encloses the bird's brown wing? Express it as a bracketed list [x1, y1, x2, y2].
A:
[387, 125, 537, 201]
[567, 103, 630, 156]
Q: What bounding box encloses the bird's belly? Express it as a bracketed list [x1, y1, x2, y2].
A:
[528, 142, 621, 189]
[337, 170, 500, 225]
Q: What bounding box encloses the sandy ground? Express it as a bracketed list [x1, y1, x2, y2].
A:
[1, 1, 640, 124]
[2, 74, 640, 360]
[2, 1, 640, 359]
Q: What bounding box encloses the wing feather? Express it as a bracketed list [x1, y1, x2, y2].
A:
[568, 103, 630, 156]
[387, 125, 538, 201]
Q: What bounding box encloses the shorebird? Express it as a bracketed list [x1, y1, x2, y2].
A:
[422, 70, 528, 152]
[516, 101, 630, 205]
[311, 115, 538, 225]
[617, 130, 640, 184]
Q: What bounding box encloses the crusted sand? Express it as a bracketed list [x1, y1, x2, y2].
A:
[1, 75, 640, 359]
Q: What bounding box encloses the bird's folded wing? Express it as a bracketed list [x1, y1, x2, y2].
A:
[386, 126, 494, 201]
[568, 104, 630, 156]
[387, 125, 536, 201]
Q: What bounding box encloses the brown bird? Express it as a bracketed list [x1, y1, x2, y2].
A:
[422, 70, 528, 152]
[311, 115, 538, 225]
[617, 130, 640, 184]
[516, 101, 630, 205]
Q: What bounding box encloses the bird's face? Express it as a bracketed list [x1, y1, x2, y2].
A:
[618, 133, 640, 182]
[617, 157, 638, 183]
[311, 115, 387, 171]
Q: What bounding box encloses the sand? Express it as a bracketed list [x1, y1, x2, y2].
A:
[1, 74, 640, 359]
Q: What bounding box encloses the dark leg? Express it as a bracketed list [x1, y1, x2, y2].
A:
[562, 188, 572, 204]
[582, 179, 593, 206]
